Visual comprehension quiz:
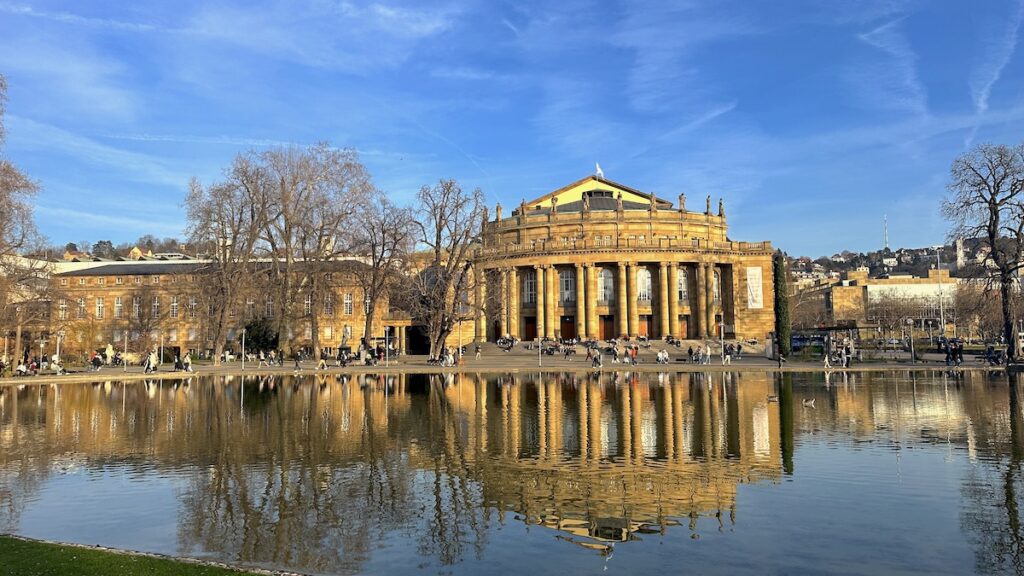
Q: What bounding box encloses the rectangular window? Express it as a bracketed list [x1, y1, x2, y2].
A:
[188, 328, 197, 341]
[58, 298, 67, 320]
[344, 293, 353, 315]
[132, 297, 140, 319]
[168, 330, 177, 343]
[304, 294, 312, 315]
[133, 276, 141, 284]
[678, 269, 689, 302]
[77, 297, 86, 319]
[364, 296, 370, 314]
[114, 297, 123, 319]
[324, 326, 334, 339]
[324, 293, 334, 316]
[246, 297, 255, 317]
[60, 278, 68, 286]
[151, 276, 160, 285]
[265, 296, 274, 318]
[559, 270, 575, 303]
[523, 270, 536, 304]
[170, 296, 179, 318]
[189, 297, 197, 319]
[116, 276, 123, 285]
[304, 323, 312, 339]
[114, 331, 122, 343]
[95, 297, 105, 319]
[78, 278, 86, 286]
[97, 277, 106, 286]
[152, 296, 160, 317]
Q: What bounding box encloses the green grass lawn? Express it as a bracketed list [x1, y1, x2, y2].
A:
[0, 536, 262, 576]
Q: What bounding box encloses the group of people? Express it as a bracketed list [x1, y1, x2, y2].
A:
[943, 340, 967, 366]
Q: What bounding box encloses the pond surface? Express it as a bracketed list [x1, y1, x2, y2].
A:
[1, 370, 1023, 575]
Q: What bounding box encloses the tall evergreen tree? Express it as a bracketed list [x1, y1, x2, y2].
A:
[773, 250, 791, 357]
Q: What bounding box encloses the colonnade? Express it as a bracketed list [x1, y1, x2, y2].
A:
[477, 260, 731, 342]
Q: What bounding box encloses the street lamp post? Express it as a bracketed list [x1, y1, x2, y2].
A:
[123, 331, 128, 372]
[384, 327, 389, 368]
[907, 318, 916, 364]
[365, 295, 371, 363]
[934, 246, 946, 337]
[241, 328, 246, 371]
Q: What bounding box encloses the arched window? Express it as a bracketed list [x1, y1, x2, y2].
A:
[523, 270, 537, 304]
[598, 268, 614, 302]
[637, 268, 652, 301]
[678, 268, 689, 302]
[559, 269, 575, 303]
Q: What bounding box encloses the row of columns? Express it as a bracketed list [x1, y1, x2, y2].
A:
[478, 261, 727, 341]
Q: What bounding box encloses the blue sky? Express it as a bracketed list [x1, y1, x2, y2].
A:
[2, 0, 1024, 257]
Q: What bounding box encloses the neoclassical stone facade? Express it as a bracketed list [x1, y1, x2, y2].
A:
[473, 176, 775, 342]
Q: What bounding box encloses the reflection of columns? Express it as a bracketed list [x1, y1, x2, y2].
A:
[509, 268, 519, 338]
[617, 262, 628, 337]
[535, 265, 545, 339]
[658, 262, 670, 338]
[575, 263, 586, 339]
[631, 378, 644, 460]
[695, 263, 706, 338]
[537, 378, 548, 457]
[627, 263, 639, 337]
[668, 263, 680, 338]
[511, 379, 521, 457]
[578, 381, 589, 459]
[476, 375, 487, 452]
[475, 268, 486, 342]
[705, 264, 716, 337]
[585, 264, 598, 338]
[546, 266, 557, 339]
[620, 384, 632, 461]
[588, 382, 602, 460]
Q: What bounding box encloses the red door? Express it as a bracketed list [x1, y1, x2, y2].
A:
[523, 317, 537, 341]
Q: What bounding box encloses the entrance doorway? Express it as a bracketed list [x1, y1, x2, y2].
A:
[679, 315, 689, 339]
[599, 315, 615, 340]
[638, 315, 652, 338]
[560, 316, 576, 340]
[523, 316, 537, 341]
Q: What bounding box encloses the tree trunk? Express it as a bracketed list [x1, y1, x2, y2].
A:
[1002, 272, 1017, 362]
[14, 322, 22, 365]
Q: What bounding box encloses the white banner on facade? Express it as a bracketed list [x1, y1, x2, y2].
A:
[747, 266, 764, 309]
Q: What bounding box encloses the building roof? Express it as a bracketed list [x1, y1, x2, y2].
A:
[515, 175, 674, 214]
[56, 262, 208, 276]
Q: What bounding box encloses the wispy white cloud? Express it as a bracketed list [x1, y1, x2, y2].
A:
[430, 66, 514, 82]
[0, 2, 161, 32]
[38, 205, 184, 237]
[660, 101, 738, 141]
[970, 0, 1024, 115]
[0, 32, 137, 121]
[851, 18, 928, 116]
[8, 116, 187, 187]
[965, 0, 1024, 145]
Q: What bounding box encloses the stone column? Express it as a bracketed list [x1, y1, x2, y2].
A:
[627, 263, 639, 337]
[617, 262, 628, 337]
[668, 263, 680, 338]
[585, 264, 598, 339]
[535, 265, 545, 339]
[658, 262, 669, 338]
[498, 268, 508, 338]
[509, 267, 519, 339]
[575, 263, 586, 339]
[475, 268, 486, 342]
[695, 263, 706, 338]
[546, 265, 557, 339]
[705, 264, 716, 337]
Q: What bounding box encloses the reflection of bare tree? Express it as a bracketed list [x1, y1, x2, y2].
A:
[175, 377, 416, 574]
[960, 374, 1024, 574]
[418, 374, 489, 565]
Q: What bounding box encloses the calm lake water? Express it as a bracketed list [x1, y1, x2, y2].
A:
[1, 370, 1023, 575]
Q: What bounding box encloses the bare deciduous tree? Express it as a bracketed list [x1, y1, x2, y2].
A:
[348, 192, 415, 344]
[943, 143, 1024, 360]
[186, 168, 267, 365]
[406, 179, 484, 358]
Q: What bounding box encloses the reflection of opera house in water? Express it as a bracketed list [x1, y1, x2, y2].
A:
[427, 372, 784, 544]
[0, 372, 785, 551]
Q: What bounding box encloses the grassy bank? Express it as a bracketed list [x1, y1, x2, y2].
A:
[0, 535, 263, 576]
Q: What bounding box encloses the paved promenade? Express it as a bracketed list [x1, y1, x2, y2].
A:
[0, 342, 1005, 387]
